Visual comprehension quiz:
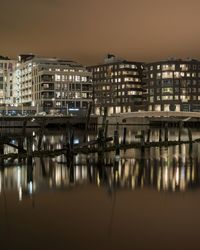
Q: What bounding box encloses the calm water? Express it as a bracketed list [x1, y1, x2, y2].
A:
[1, 127, 200, 250]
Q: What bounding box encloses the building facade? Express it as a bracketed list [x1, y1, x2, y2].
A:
[17, 55, 92, 114]
[88, 54, 146, 115]
[146, 59, 200, 112]
[0, 56, 18, 107]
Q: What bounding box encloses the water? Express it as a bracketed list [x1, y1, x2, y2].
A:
[1, 127, 200, 250]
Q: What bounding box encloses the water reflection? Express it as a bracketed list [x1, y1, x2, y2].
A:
[1, 139, 200, 201]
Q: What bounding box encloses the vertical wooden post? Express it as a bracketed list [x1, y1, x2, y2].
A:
[123, 127, 127, 145]
[23, 120, 27, 135]
[18, 138, 24, 154]
[38, 121, 45, 151]
[27, 136, 33, 166]
[97, 127, 104, 153]
[188, 128, 193, 155]
[114, 130, 120, 156]
[188, 128, 192, 142]
[147, 129, 151, 143]
[18, 138, 24, 164]
[164, 123, 168, 142]
[178, 121, 183, 142]
[69, 128, 74, 152]
[83, 103, 92, 143]
[104, 120, 109, 139]
[0, 143, 4, 166]
[159, 128, 162, 142]
[102, 107, 108, 133]
[141, 130, 145, 147]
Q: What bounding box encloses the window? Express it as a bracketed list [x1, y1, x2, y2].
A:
[162, 72, 173, 79]
[162, 64, 175, 71]
[162, 88, 173, 94]
[157, 73, 161, 79]
[174, 72, 180, 78]
[180, 64, 188, 71]
[55, 74, 61, 81]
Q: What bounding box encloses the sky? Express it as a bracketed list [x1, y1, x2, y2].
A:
[1, 0, 200, 65]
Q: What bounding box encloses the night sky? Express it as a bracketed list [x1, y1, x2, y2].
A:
[1, 0, 200, 64]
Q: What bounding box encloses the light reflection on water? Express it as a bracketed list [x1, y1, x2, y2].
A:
[1, 128, 200, 250]
[1, 128, 200, 200]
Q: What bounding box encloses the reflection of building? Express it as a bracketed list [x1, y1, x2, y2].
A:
[87, 54, 146, 115]
[0, 55, 18, 107]
[0, 142, 200, 202]
[17, 55, 92, 113]
[146, 59, 200, 112]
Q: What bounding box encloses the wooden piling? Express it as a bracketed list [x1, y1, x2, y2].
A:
[27, 136, 33, 166]
[0, 143, 4, 166]
[38, 121, 45, 151]
[104, 120, 109, 139]
[97, 127, 104, 153]
[188, 128, 192, 142]
[147, 129, 151, 143]
[83, 103, 92, 143]
[114, 130, 120, 156]
[123, 127, 127, 145]
[178, 121, 183, 142]
[159, 129, 162, 142]
[22, 120, 27, 135]
[164, 124, 168, 142]
[188, 128, 193, 155]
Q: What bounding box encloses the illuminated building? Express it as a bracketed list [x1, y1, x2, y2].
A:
[0, 55, 18, 107]
[17, 55, 92, 113]
[87, 54, 146, 115]
[146, 58, 200, 112]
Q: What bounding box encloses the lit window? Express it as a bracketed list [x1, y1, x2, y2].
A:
[162, 64, 175, 71]
[174, 72, 180, 78]
[55, 74, 61, 81]
[180, 64, 188, 71]
[162, 72, 173, 79]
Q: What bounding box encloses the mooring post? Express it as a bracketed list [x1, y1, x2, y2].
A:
[114, 130, 120, 156]
[97, 127, 104, 153]
[104, 120, 109, 139]
[123, 127, 127, 145]
[23, 120, 27, 135]
[188, 128, 193, 155]
[0, 143, 4, 166]
[187, 128, 192, 143]
[18, 138, 25, 164]
[147, 129, 151, 143]
[27, 136, 33, 166]
[102, 107, 108, 134]
[164, 123, 168, 142]
[140, 130, 145, 153]
[18, 138, 24, 154]
[38, 121, 45, 151]
[159, 128, 162, 142]
[178, 121, 183, 142]
[69, 128, 74, 152]
[83, 103, 92, 143]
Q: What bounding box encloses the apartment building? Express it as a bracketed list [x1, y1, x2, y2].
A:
[146, 58, 200, 112]
[17, 55, 92, 113]
[0, 55, 18, 106]
[88, 54, 146, 115]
